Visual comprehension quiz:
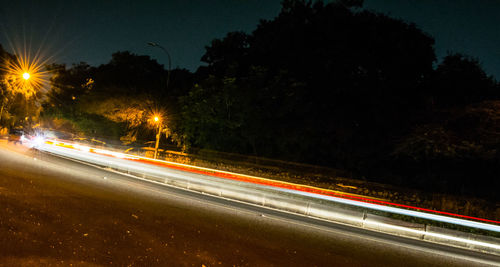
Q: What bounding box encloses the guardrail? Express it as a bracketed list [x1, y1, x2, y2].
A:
[36, 140, 500, 256]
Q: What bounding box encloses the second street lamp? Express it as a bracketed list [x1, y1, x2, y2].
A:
[153, 115, 162, 159]
[147, 42, 171, 160]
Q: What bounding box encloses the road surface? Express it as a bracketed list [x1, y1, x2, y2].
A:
[0, 140, 498, 266]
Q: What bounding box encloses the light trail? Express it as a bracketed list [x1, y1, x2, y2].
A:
[278, 187, 500, 233]
[361, 219, 500, 251]
[33, 139, 500, 235]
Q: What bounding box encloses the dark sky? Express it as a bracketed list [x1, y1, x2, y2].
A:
[1, 0, 499, 79]
[364, 0, 500, 79]
[0, 0, 282, 71]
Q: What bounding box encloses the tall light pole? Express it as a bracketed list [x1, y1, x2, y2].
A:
[147, 42, 171, 92]
[148, 42, 171, 160]
[153, 115, 162, 159]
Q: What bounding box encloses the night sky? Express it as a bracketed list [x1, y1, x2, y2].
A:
[0, 0, 499, 79]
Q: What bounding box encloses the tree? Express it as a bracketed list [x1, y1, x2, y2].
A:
[431, 53, 498, 108]
[0, 44, 10, 123]
[43, 51, 194, 143]
[179, 77, 247, 152]
[392, 100, 500, 199]
[92, 51, 164, 96]
[182, 0, 437, 169]
[0, 44, 44, 128]
[201, 32, 250, 77]
[44, 62, 94, 115]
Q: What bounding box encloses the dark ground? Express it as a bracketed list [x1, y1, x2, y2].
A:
[0, 140, 495, 266]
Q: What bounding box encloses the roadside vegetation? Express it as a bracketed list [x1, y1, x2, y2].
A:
[1, 0, 499, 205]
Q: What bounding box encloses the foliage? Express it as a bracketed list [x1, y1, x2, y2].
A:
[392, 101, 500, 198]
[176, 0, 500, 199]
[43, 51, 194, 144]
[0, 44, 11, 122]
[179, 77, 248, 152]
[0, 44, 42, 128]
[182, 0, 436, 166]
[45, 62, 94, 113]
[79, 95, 154, 143]
[431, 53, 498, 108]
[19, 0, 500, 200]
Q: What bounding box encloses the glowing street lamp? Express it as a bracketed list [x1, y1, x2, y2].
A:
[152, 115, 162, 159]
[4, 54, 47, 98]
[0, 49, 49, 126]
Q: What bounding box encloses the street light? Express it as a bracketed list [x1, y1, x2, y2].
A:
[147, 42, 172, 92]
[152, 115, 162, 159]
[1, 71, 32, 125]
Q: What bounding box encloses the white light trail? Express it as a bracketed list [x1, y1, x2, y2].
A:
[36, 141, 500, 240]
[276, 187, 500, 233]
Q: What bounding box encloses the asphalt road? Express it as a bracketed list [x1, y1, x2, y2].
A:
[0, 140, 499, 266]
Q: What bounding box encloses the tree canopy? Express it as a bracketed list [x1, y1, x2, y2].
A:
[10, 0, 498, 200]
[181, 0, 437, 164]
[43, 51, 194, 142]
[177, 0, 500, 199]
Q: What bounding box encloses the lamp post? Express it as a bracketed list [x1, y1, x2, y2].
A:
[148, 42, 171, 159]
[147, 42, 172, 92]
[153, 115, 162, 159]
[0, 71, 31, 125]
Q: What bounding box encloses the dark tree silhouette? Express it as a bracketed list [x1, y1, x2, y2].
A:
[182, 0, 436, 170]
[43, 51, 194, 142]
[33, 0, 500, 200]
[431, 53, 498, 108]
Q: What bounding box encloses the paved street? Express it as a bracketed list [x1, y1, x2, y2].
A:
[0, 140, 498, 266]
